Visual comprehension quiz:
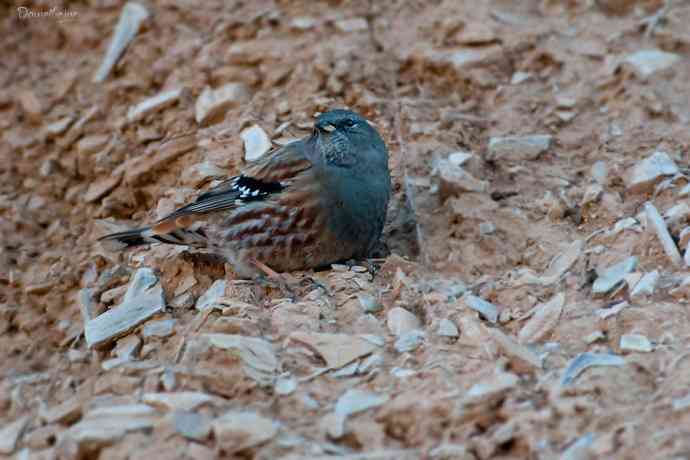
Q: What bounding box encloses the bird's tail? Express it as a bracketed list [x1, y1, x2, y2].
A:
[98, 226, 207, 250]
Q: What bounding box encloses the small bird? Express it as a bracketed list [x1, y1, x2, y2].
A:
[99, 109, 391, 278]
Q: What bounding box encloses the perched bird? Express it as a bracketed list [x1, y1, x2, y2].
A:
[99, 109, 391, 278]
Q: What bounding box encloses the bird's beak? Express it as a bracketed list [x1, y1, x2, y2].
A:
[366, 119, 376, 127]
[320, 124, 336, 133]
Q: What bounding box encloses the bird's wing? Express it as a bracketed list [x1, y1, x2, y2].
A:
[151, 140, 313, 234]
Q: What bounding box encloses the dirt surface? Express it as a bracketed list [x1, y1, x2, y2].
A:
[3, 0, 690, 458]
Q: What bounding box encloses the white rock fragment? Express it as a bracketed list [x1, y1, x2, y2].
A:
[206, 334, 278, 386]
[592, 257, 638, 295]
[645, 202, 682, 266]
[591, 160, 608, 185]
[335, 17, 368, 32]
[679, 183, 690, 197]
[562, 433, 594, 460]
[448, 151, 474, 167]
[195, 279, 226, 310]
[438, 319, 459, 337]
[195, 83, 251, 125]
[518, 292, 564, 344]
[357, 293, 382, 313]
[93, 2, 150, 82]
[479, 222, 496, 235]
[127, 88, 182, 123]
[85, 268, 165, 348]
[663, 203, 690, 224]
[142, 318, 175, 338]
[488, 328, 543, 370]
[510, 71, 531, 84]
[624, 49, 680, 80]
[275, 374, 297, 396]
[672, 394, 690, 412]
[394, 330, 425, 353]
[620, 334, 653, 353]
[0, 416, 29, 455]
[291, 16, 317, 30]
[436, 159, 489, 196]
[610, 217, 640, 235]
[174, 411, 211, 441]
[561, 352, 625, 385]
[630, 271, 659, 298]
[212, 411, 278, 453]
[516, 240, 583, 286]
[462, 294, 498, 323]
[627, 150, 679, 190]
[596, 301, 629, 319]
[487, 135, 552, 161]
[463, 372, 519, 406]
[142, 392, 212, 412]
[77, 135, 109, 155]
[387, 307, 421, 336]
[329, 389, 388, 438]
[44, 116, 74, 138]
[241, 124, 272, 161]
[288, 332, 380, 370]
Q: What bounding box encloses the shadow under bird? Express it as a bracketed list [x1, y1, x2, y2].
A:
[99, 109, 391, 278]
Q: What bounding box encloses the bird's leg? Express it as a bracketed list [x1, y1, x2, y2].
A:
[250, 258, 299, 300]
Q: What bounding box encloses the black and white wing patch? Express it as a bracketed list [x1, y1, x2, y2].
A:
[159, 175, 285, 222]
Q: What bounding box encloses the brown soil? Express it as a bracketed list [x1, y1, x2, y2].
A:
[3, 0, 690, 458]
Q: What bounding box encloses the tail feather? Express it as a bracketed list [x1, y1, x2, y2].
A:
[99, 226, 207, 249]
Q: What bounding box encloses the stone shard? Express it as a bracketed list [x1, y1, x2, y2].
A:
[85, 268, 165, 348]
[93, 2, 150, 82]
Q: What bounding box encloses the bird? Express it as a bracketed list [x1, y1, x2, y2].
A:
[99, 109, 391, 279]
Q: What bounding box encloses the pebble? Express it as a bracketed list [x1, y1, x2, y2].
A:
[143, 392, 212, 412]
[85, 268, 166, 348]
[436, 159, 488, 197]
[448, 151, 474, 167]
[241, 124, 272, 161]
[394, 330, 425, 353]
[357, 293, 382, 313]
[77, 134, 109, 155]
[0, 416, 29, 454]
[275, 374, 297, 396]
[626, 150, 679, 191]
[93, 2, 150, 82]
[329, 389, 388, 438]
[335, 17, 368, 32]
[44, 116, 74, 138]
[438, 319, 459, 337]
[510, 72, 531, 84]
[591, 160, 608, 185]
[195, 83, 251, 125]
[561, 352, 625, 385]
[195, 279, 226, 310]
[645, 202, 682, 266]
[487, 134, 552, 161]
[479, 222, 496, 235]
[630, 271, 659, 298]
[386, 307, 421, 336]
[174, 410, 212, 441]
[462, 294, 499, 323]
[127, 88, 182, 123]
[291, 16, 317, 30]
[592, 257, 638, 295]
[620, 334, 653, 353]
[142, 318, 176, 338]
[212, 411, 278, 453]
[624, 49, 680, 80]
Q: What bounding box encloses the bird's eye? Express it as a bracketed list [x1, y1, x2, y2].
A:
[344, 119, 356, 127]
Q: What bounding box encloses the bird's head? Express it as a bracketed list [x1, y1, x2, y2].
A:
[311, 109, 388, 169]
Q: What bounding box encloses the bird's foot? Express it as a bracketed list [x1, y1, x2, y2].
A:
[250, 259, 299, 301]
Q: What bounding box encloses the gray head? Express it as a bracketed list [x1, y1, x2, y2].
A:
[312, 110, 388, 170]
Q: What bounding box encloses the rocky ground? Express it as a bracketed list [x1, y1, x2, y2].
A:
[3, 0, 690, 458]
